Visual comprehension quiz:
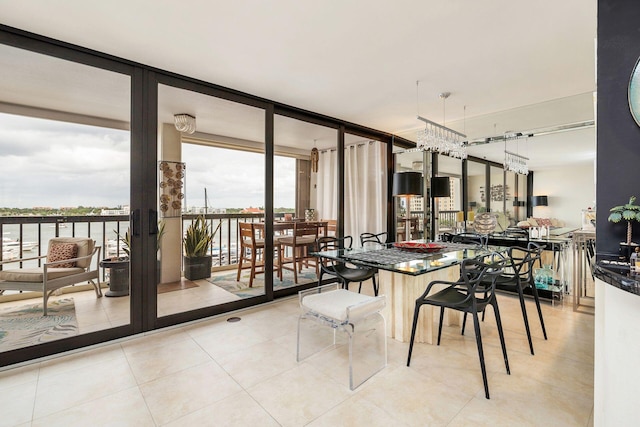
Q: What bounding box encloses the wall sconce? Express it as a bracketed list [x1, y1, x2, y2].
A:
[174, 114, 196, 134]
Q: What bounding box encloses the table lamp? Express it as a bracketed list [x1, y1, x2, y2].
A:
[531, 195, 548, 207]
[392, 172, 423, 241]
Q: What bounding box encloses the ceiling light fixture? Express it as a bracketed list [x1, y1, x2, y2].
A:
[415, 82, 467, 159]
[174, 114, 196, 134]
[503, 133, 529, 175]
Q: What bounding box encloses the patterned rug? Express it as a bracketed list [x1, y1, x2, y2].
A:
[0, 298, 78, 351]
[207, 268, 318, 298]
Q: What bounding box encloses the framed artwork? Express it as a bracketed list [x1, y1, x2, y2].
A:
[159, 161, 185, 218]
[629, 56, 640, 127]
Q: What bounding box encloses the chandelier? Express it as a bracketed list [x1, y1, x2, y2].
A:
[415, 89, 467, 159]
[503, 135, 529, 175]
[174, 114, 196, 134]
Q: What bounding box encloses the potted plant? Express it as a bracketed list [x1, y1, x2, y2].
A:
[183, 215, 221, 280]
[607, 195, 640, 259]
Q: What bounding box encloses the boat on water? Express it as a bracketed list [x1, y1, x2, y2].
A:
[2, 236, 38, 252]
[1, 247, 18, 261]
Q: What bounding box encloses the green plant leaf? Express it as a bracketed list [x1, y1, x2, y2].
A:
[608, 212, 622, 223]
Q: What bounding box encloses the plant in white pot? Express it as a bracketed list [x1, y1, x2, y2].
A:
[183, 215, 221, 280]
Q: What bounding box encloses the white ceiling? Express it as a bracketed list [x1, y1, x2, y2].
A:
[0, 0, 597, 167]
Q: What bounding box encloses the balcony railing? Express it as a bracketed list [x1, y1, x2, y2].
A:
[0, 213, 292, 273]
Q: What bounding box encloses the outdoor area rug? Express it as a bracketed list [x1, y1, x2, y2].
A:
[0, 298, 78, 351]
[207, 269, 318, 298]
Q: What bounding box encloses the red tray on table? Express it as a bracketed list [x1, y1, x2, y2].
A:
[392, 242, 446, 253]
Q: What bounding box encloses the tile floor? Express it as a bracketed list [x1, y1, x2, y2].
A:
[0, 285, 594, 426]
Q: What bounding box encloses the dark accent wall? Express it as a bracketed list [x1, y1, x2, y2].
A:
[597, 0, 640, 256]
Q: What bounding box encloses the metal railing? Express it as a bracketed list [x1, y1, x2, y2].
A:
[0, 213, 291, 271]
[0, 215, 130, 264]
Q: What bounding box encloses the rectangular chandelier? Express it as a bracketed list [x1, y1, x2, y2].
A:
[416, 115, 467, 159]
[504, 150, 529, 175]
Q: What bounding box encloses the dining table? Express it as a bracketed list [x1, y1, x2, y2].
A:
[313, 240, 508, 344]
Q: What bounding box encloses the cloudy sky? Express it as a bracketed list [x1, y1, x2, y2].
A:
[0, 113, 295, 210]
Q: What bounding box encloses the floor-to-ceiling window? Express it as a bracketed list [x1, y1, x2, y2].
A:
[0, 26, 408, 366]
[437, 154, 463, 234]
[0, 41, 133, 360]
[156, 83, 268, 317]
[394, 149, 427, 240]
[274, 114, 337, 293]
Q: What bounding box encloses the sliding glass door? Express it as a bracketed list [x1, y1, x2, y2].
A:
[273, 114, 337, 293]
[0, 42, 133, 358]
[156, 83, 268, 318]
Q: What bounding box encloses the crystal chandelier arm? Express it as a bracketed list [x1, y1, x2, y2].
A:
[416, 115, 467, 139]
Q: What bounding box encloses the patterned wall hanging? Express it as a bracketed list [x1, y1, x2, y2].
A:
[159, 161, 185, 218]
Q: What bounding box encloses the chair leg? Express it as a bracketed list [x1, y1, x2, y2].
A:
[472, 311, 490, 399]
[437, 307, 445, 345]
[43, 293, 49, 316]
[358, 282, 363, 294]
[406, 302, 422, 366]
[292, 248, 299, 284]
[249, 256, 256, 287]
[461, 312, 468, 335]
[372, 274, 378, 296]
[531, 284, 548, 340]
[517, 285, 535, 355]
[236, 248, 245, 281]
[492, 299, 510, 375]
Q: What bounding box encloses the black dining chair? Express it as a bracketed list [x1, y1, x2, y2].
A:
[406, 256, 510, 399]
[451, 232, 487, 247]
[317, 236, 378, 296]
[489, 244, 548, 355]
[359, 232, 388, 248]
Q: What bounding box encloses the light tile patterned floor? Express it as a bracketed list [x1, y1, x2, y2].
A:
[0, 286, 594, 426]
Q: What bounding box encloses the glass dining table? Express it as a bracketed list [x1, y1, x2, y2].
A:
[313, 240, 507, 344]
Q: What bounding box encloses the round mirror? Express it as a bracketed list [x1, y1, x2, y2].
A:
[628, 56, 640, 126]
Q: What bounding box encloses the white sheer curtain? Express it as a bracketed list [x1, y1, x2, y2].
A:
[315, 149, 337, 221]
[315, 140, 387, 242]
[345, 141, 387, 240]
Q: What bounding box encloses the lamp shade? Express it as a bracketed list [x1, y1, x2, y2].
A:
[431, 176, 451, 198]
[392, 172, 423, 196]
[531, 195, 548, 207]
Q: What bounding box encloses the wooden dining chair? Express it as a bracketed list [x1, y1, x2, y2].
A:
[236, 222, 281, 287]
[278, 222, 320, 284]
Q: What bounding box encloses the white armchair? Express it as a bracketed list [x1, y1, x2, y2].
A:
[0, 237, 102, 315]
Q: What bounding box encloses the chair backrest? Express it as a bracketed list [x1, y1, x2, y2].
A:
[48, 237, 95, 269]
[441, 232, 454, 242]
[316, 236, 353, 272]
[317, 235, 353, 252]
[239, 222, 256, 248]
[320, 219, 337, 235]
[360, 232, 387, 248]
[459, 255, 507, 304]
[291, 222, 320, 246]
[451, 232, 487, 247]
[507, 246, 541, 284]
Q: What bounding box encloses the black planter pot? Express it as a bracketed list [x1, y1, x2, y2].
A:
[619, 242, 640, 262]
[100, 257, 130, 297]
[184, 256, 212, 280]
